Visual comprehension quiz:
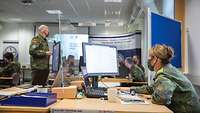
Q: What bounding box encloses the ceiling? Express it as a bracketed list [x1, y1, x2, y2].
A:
[0, 0, 138, 25]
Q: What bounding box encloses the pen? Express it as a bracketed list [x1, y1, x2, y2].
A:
[123, 99, 145, 103]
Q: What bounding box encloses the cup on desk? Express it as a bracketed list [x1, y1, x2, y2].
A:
[108, 88, 118, 103]
[37, 87, 48, 93]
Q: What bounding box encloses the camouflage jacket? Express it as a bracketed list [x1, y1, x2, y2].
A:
[29, 34, 50, 70]
[130, 64, 145, 82]
[0, 62, 21, 77]
[131, 64, 200, 113]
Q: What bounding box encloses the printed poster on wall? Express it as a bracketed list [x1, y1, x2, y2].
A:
[2, 41, 19, 61]
[89, 32, 141, 58]
[54, 34, 88, 60]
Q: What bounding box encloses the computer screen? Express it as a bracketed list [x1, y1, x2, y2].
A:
[79, 56, 85, 72]
[52, 42, 61, 72]
[83, 43, 118, 76]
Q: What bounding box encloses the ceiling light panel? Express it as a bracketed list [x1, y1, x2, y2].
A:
[46, 10, 63, 14]
[104, 0, 122, 3]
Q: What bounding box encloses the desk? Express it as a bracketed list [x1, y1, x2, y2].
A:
[51, 98, 172, 113]
[0, 106, 50, 113]
[66, 77, 140, 83]
[70, 78, 147, 88]
[0, 87, 59, 113]
[0, 97, 60, 113]
[101, 78, 147, 85]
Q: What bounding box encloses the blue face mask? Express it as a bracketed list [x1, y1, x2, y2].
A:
[147, 59, 154, 71]
[45, 32, 49, 37]
[147, 57, 157, 71]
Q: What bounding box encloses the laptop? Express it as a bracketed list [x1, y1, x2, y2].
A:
[81, 66, 88, 76]
[51, 69, 70, 88]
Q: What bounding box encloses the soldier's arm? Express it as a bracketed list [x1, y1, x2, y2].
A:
[14, 62, 21, 73]
[151, 76, 176, 105]
[2, 64, 14, 76]
[131, 66, 145, 82]
[136, 66, 145, 81]
[29, 38, 46, 57]
[130, 84, 154, 94]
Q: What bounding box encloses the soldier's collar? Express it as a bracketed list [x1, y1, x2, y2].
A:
[38, 34, 46, 41]
[155, 67, 164, 77]
[38, 33, 45, 39]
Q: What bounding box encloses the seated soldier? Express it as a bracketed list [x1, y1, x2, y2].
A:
[0, 52, 21, 77]
[132, 55, 145, 73]
[124, 57, 145, 82]
[123, 44, 200, 113]
[63, 55, 75, 76]
[118, 54, 129, 77]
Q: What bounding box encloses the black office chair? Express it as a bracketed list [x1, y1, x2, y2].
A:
[0, 72, 20, 88]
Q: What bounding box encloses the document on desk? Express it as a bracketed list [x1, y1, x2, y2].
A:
[0, 86, 38, 96]
[0, 87, 26, 96]
[119, 94, 149, 105]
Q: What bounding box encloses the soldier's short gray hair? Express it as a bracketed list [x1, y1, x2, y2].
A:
[38, 25, 48, 32]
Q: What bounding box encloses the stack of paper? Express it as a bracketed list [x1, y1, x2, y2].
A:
[0, 87, 26, 96]
[119, 93, 149, 104]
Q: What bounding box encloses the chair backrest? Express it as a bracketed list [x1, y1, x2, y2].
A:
[11, 72, 20, 85]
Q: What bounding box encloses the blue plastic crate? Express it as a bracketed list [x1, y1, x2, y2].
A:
[0, 92, 57, 107]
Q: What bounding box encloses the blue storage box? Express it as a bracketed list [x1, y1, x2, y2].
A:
[0, 92, 57, 107]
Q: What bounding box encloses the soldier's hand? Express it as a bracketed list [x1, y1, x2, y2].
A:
[116, 87, 130, 92]
[46, 51, 52, 56]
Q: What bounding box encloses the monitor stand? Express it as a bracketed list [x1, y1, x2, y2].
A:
[84, 76, 98, 88]
[91, 76, 98, 88]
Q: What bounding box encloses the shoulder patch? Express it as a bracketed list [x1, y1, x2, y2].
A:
[31, 45, 37, 49]
[32, 39, 39, 44]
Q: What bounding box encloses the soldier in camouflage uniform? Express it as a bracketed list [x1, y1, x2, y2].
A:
[29, 25, 51, 86]
[130, 44, 200, 113]
[63, 55, 75, 76]
[132, 55, 145, 73]
[124, 57, 145, 82]
[0, 52, 20, 77]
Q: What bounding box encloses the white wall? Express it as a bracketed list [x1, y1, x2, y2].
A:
[185, 0, 200, 85]
[0, 22, 136, 67]
[0, 22, 34, 66]
[18, 23, 34, 66]
[0, 22, 89, 67]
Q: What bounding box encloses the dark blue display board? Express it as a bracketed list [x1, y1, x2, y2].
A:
[151, 12, 182, 68]
[52, 42, 61, 72]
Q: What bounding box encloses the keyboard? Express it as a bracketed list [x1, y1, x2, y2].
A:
[85, 87, 107, 98]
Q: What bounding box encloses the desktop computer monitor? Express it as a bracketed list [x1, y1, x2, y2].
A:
[79, 56, 85, 72]
[82, 43, 118, 88]
[52, 42, 61, 73]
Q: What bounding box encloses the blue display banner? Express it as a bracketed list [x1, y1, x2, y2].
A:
[151, 12, 182, 68]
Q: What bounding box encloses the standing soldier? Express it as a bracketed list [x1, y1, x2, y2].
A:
[29, 25, 51, 86]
